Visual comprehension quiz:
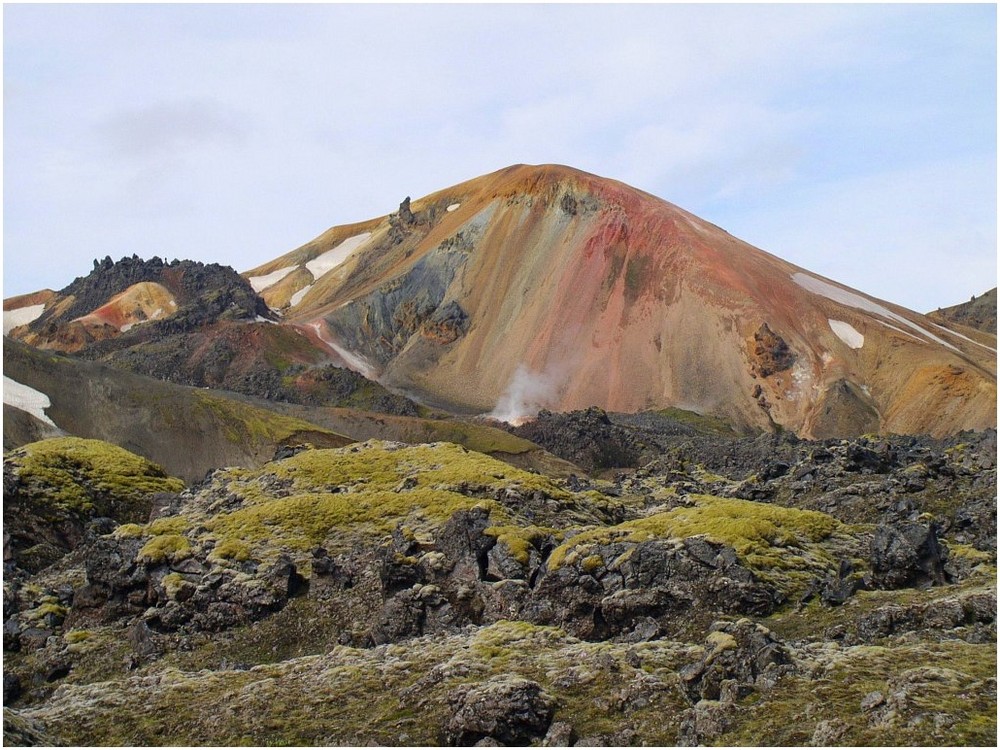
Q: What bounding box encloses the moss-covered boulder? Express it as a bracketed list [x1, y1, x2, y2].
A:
[3, 437, 184, 572]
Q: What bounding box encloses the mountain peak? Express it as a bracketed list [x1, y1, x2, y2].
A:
[235, 166, 995, 438]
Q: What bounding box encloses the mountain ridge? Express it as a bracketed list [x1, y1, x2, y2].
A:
[5, 164, 996, 440]
[245, 163, 996, 437]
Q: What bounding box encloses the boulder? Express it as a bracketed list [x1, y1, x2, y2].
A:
[679, 619, 792, 704]
[868, 522, 949, 589]
[445, 677, 554, 746]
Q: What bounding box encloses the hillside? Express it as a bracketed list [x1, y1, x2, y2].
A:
[3, 431, 994, 745]
[244, 164, 995, 438]
[2, 338, 350, 483]
[929, 288, 997, 335]
[6, 165, 995, 439]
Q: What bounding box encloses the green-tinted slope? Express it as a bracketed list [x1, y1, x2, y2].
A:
[3, 338, 351, 483]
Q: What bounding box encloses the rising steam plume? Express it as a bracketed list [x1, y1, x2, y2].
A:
[487, 364, 565, 425]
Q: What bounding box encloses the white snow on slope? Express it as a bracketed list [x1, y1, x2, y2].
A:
[3, 376, 57, 427]
[248, 266, 296, 293]
[305, 233, 372, 279]
[305, 321, 376, 379]
[289, 285, 312, 307]
[828, 319, 864, 349]
[3, 304, 45, 335]
[447, 203, 461, 212]
[792, 273, 959, 352]
[931, 323, 997, 353]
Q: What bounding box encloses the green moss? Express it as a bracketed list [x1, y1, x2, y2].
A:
[948, 543, 994, 564]
[138, 534, 191, 564]
[193, 391, 347, 447]
[187, 442, 595, 561]
[114, 523, 144, 538]
[581, 553, 605, 573]
[207, 488, 502, 553]
[148, 516, 189, 535]
[34, 603, 68, 619]
[209, 538, 252, 563]
[705, 630, 738, 653]
[162, 573, 187, 600]
[547, 494, 852, 599]
[550, 494, 840, 568]
[718, 640, 996, 746]
[7, 437, 184, 516]
[484, 525, 554, 566]
[64, 629, 92, 644]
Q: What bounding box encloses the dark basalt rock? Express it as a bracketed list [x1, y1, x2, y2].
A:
[679, 619, 793, 704]
[750, 322, 796, 378]
[3, 673, 21, 706]
[36, 255, 270, 336]
[868, 522, 950, 589]
[525, 539, 778, 641]
[444, 677, 555, 746]
[510, 407, 645, 471]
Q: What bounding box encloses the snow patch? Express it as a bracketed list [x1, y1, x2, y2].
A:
[828, 319, 864, 349]
[447, 203, 461, 212]
[289, 285, 312, 307]
[305, 321, 376, 379]
[792, 273, 959, 352]
[248, 266, 296, 293]
[254, 316, 277, 325]
[930, 323, 997, 353]
[120, 322, 135, 333]
[3, 376, 57, 427]
[3, 304, 45, 335]
[305, 233, 372, 279]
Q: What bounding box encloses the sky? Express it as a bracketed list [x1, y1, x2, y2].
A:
[3, 2, 996, 313]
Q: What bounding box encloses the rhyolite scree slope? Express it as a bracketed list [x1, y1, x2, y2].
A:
[243, 164, 995, 438]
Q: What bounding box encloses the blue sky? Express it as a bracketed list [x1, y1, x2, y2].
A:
[3, 3, 996, 312]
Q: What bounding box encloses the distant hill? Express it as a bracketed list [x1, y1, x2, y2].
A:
[929, 288, 997, 334]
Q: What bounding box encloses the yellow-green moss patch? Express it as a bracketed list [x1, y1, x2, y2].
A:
[6, 437, 184, 514]
[548, 494, 851, 598]
[138, 534, 192, 564]
[484, 525, 556, 566]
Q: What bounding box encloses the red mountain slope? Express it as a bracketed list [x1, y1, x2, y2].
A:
[243, 164, 996, 438]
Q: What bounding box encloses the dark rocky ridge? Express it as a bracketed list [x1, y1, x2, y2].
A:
[34, 255, 271, 336]
[929, 287, 997, 334]
[13, 253, 423, 417]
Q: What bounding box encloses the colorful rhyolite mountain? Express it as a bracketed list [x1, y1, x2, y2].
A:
[240, 164, 995, 437]
[5, 164, 995, 438]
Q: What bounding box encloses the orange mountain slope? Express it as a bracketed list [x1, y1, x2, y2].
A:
[242, 164, 996, 438]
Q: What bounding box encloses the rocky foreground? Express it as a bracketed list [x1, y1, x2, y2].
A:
[3, 425, 996, 746]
